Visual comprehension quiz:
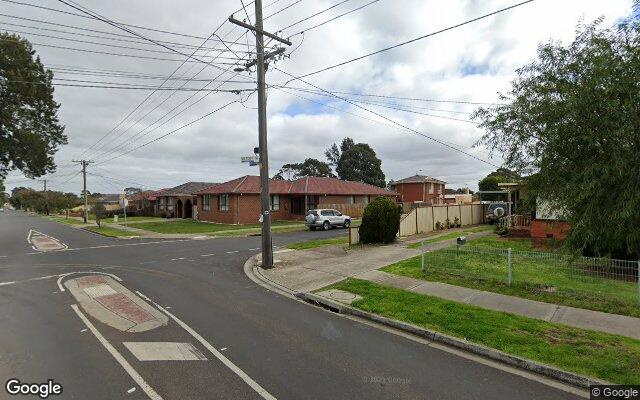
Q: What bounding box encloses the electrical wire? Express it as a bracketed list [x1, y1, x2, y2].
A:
[278, 0, 351, 32]
[286, 0, 380, 38]
[282, 0, 535, 81]
[274, 66, 499, 168]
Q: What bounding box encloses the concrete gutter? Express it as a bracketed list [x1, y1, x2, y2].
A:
[244, 255, 606, 391]
[298, 291, 610, 390]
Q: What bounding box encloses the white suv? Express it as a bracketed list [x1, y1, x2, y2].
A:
[306, 209, 351, 230]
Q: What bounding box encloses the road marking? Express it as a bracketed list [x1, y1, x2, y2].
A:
[127, 387, 136, 394]
[0, 274, 62, 287]
[27, 229, 68, 252]
[249, 248, 260, 251]
[225, 251, 239, 254]
[220, 347, 227, 351]
[57, 271, 123, 292]
[80, 329, 87, 333]
[0, 281, 16, 286]
[200, 253, 215, 257]
[25, 239, 192, 255]
[0, 255, 7, 258]
[123, 342, 208, 361]
[137, 293, 275, 400]
[71, 304, 163, 400]
[170, 257, 186, 261]
[83, 284, 118, 298]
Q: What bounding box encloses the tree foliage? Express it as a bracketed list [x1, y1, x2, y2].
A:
[473, 21, 640, 257]
[1, 33, 66, 179]
[359, 197, 401, 244]
[9, 187, 79, 213]
[273, 158, 335, 180]
[326, 137, 385, 187]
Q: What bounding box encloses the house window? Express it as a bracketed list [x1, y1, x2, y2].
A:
[270, 195, 280, 211]
[428, 183, 434, 194]
[158, 197, 165, 210]
[219, 194, 229, 211]
[363, 196, 369, 205]
[167, 196, 174, 211]
[438, 184, 443, 194]
[203, 195, 211, 211]
[347, 195, 355, 204]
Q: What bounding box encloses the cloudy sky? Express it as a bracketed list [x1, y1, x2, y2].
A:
[2, 0, 633, 194]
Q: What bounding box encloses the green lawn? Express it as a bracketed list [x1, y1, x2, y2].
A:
[113, 216, 165, 224]
[286, 236, 349, 250]
[85, 226, 140, 237]
[129, 219, 302, 234]
[384, 236, 640, 317]
[48, 216, 87, 225]
[407, 225, 495, 248]
[328, 279, 640, 384]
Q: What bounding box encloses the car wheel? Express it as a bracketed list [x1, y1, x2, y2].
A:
[343, 219, 351, 228]
[309, 226, 316, 231]
[322, 221, 330, 231]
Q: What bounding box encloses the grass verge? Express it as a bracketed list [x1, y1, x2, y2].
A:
[328, 278, 640, 384]
[48, 216, 87, 225]
[128, 219, 299, 234]
[407, 225, 495, 248]
[286, 236, 348, 250]
[84, 226, 140, 237]
[384, 236, 640, 318]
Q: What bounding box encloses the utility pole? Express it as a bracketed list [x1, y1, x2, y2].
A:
[229, 3, 290, 269]
[40, 179, 48, 215]
[72, 159, 93, 223]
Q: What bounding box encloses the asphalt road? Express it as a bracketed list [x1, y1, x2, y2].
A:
[0, 210, 584, 399]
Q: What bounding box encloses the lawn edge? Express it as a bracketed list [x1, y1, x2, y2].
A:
[82, 226, 140, 239]
[299, 291, 610, 389]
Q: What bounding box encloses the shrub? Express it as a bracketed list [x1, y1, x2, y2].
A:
[435, 221, 442, 230]
[454, 217, 460, 227]
[93, 203, 106, 228]
[159, 211, 167, 218]
[359, 197, 402, 244]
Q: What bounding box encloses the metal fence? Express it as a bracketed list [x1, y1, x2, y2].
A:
[419, 244, 640, 306]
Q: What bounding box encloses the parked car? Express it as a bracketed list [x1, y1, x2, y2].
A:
[486, 202, 509, 224]
[306, 209, 351, 230]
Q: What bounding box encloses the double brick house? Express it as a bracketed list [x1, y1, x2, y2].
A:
[194, 175, 398, 224]
[155, 182, 218, 219]
[389, 175, 446, 204]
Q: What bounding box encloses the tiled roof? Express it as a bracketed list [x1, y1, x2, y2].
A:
[391, 174, 446, 185]
[161, 182, 219, 196]
[195, 175, 398, 196]
[95, 193, 120, 203]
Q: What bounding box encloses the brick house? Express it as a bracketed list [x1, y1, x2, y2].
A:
[194, 175, 398, 224]
[127, 190, 160, 216]
[389, 175, 446, 204]
[155, 182, 218, 219]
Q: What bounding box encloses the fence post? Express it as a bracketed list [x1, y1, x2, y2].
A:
[637, 260, 639, 306]
[421, 240, 425, 272]
[508, 248, 512, 286]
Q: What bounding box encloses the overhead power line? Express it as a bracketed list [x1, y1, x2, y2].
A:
[274, 66, 500, 168]
[286, 0, 380, 38]
[278, 0, 351, 32]
[8, 78, 256, 92]
[283, 0, 535, 81]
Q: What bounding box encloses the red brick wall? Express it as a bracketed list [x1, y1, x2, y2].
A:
[531, 219, 571, 241]
[393, 182, 443, 203]
[197, 194, 294, 224]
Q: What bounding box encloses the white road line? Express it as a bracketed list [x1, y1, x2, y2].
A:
[225, 251, 239, 254]
[170, 257, 186, 261]
[70, 304, 163, 400]
[144, 298, 276, 400]
[0, 281, 16, 286]
[0, 274, 62, 287]
[249, 248, 260, 251]
[200, 253, 215, 257]
[0, 255, 7, 258]
[25, 239, 192, 256]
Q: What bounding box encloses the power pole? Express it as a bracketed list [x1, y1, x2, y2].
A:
[40, 179, 48, 215]
[72, 159, 93, 223]
[230, 3, 290, 269]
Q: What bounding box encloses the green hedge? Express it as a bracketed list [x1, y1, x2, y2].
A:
[359, 197, 401, 244]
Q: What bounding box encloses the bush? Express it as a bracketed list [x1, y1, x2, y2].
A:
[158, 211, 167, 218]
[93, 203, 106, 228]
[359, 197, 402, 244]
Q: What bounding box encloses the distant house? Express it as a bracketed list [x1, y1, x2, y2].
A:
[389, 175, 446, 204]
[127, 190, 162, 216]
[194, 175, 398, 224]
[155, 182, 218, 219]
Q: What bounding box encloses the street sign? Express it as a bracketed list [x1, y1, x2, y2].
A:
[241, 155, 259, 163]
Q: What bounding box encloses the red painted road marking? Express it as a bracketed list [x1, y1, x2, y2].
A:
[96, 293, 155, 324]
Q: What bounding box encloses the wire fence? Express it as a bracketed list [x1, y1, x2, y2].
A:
[419, 244, 640, 307]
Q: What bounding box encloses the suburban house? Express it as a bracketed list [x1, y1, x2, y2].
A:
[127, 190, 161, 215]
[155, 182, 218, 218]
[389, 175, 446, 204]
[194, 175, 398, 224]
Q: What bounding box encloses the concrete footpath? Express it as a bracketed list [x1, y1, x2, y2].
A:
[257, 234, 640, 340]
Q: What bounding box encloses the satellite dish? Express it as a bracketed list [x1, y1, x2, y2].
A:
[493, 207, 505, 218]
